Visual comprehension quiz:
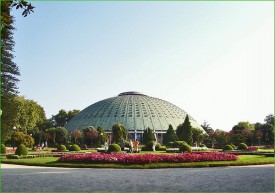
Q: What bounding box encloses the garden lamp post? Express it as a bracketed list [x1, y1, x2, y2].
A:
[12, 126, 16, 149]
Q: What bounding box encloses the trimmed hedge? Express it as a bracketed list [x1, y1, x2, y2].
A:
[238, 143, 248, 150]
[199, 144, 206, 147]
[108, 144, 121, 153]
[15, 144, 28, 156]
[69, 144, 81, 151]
[57, 145, 67, 151]
[166, 142, 174, 148]
[1, 144, 6, 154]
[172, 141, 187, 148]
[179, 144, 192, 153]
[230, 144, 236, 149]
[223, 145, 233, 151]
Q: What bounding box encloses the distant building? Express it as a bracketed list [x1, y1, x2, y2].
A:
[65, 91, 204, 143]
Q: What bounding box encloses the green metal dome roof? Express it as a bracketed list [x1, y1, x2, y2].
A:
[65, 92, 203, 132]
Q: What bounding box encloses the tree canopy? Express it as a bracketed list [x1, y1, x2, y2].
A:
[163, 124, 178, 145]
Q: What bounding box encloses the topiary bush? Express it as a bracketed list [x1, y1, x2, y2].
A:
[199, 144, 206, 147]
[69, 144, 81, 151]
[1, 144, 6, 154]
[57, 144, 67, 151]
[145, 141, 161, 150]
[238, 143, 248, 150]
[81, 144, 87, 150]
[107, 144, 121, 153]
[166, 142, 174, 148]
[223, 145, 233, 151]
[124, 141, 130, 148]
[172, 141, 187, 148]
[230, 144, 236, 149]
[179, 144, 192, 153]
[66, 144, 72, 150]
[15, 144, 28, 156]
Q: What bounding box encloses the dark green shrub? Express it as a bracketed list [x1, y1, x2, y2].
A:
[230, 144, 236, 149]
[158, 146, 167, 151]
[107, 144, 121, 152]
[124, 141, 130, 148]
[69, 144, 81, 151]
[179, 144, 192, 153]
[199, 144, 206, 147]
[146, 141, 161, 150]
[223, 145, 233, 151]
[66, 144, 72, 149]
[6, 154, 20, 159]
[81, 144, 87, 150]
[172, 141, 187, 148]
[57, 144, 67, 151]
[166, 142, 174, 148]
[238, 143, 248, 150]
[1, 144, 6, 154]
[15, 144, 28, 156]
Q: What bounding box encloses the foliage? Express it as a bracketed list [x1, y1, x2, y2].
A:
[163, 124, 178, 145]
[1, 1, 35, 142]
[201, 121, 212, 133]
[59, 152, 237, 164]
[230, 144, 236, 149]
[13, 131, 34, 148]
[69, 144, 81, 151]
[172, 141, 187, 148]
[223, 145, 233, 151]
[15, 144, 28, 156]
[143, 128, 155, 145]
[166, 142, 174, 148]
[199, 144, 206, 147]
[83, 126, 98, 146]
[46, 127, 68, 146]
[57, 145, 67, 151]
[97, 127, 109, 145]
[111, 124, 128, 144]
[264, 114, 274, 125]
[179, 144, 192, 153]
[247, 146, 258, 151]
[107, 144, 121, 153]
[145, 141, 161, 151]
[192, 127, 204, 146]
[6, 154, 20, 159]
[52, 109, 80, 127]
[1, 96, 46, 143]
[1, 144, 7, 154]
[71, 130, 82, 144]
[176, 115, 193, 145]
[238, 143, 248, 150]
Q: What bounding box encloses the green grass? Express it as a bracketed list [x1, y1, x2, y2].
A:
[1, 155, 273, 169]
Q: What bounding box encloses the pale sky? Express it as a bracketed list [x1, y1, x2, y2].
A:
[12, 1, 274, 131]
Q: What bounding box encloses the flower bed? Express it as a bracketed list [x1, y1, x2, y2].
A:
[59, 152, 237, 164]
[246, 146, 258, 151]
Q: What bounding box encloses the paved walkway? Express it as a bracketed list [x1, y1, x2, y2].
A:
[1, 164, 274, 192]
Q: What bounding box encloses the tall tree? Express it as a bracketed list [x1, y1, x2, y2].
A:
[264, 114, 274, 125]
[97, 127, 109, 145]
[192, 127, 204, 147]
[53, 109, 80, 126]
[177, 115, 193, 145]
[201, 121, 212, 133]
[1, 1, 35, 142]
[111, 124, 128, 144]
[142, 127, 155, 145]
[163, 124, 178, 145]
[83, 126, 98, 146]
[1, 96, 46, 142]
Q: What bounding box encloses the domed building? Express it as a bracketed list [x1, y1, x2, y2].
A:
[65, 92, 204, 143]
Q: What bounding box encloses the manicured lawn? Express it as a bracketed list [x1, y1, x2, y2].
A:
[1, 154, 273, 169]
